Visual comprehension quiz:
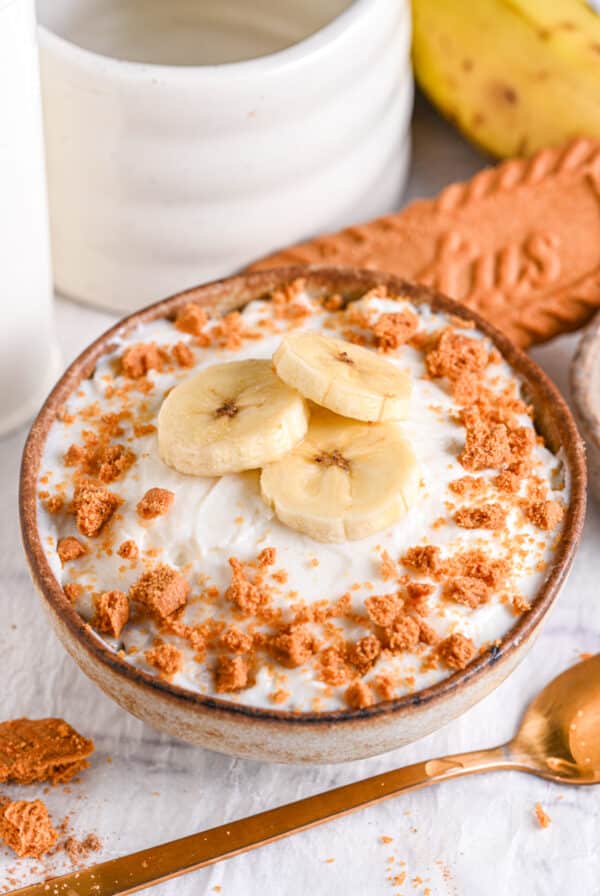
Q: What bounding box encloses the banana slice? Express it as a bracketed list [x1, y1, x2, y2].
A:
[158, 359, 309, 476]
[273, 331, 411, 422]
[260, 408, 420, 542]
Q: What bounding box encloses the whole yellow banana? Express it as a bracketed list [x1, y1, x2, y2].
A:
[412, 0, 600, 157]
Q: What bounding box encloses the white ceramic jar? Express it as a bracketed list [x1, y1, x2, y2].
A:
[36, 0, 413, 314]
[0, 0, 59, 436]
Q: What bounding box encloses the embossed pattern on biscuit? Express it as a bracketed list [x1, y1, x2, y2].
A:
[250, 138, 600, 348]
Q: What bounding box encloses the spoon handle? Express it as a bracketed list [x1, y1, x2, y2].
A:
[9, 745, 514, 896]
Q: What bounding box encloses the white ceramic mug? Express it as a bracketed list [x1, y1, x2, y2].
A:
[36, 0, 413, 314]
[0, 0, 59, 437]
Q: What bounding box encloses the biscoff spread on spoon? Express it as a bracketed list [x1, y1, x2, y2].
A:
[37, 281, 568, 712]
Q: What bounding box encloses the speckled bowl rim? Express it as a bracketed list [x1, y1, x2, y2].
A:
[571, 310, 600, 451]
[20, 267, 586, 728]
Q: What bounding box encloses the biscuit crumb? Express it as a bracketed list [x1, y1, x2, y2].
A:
[512, 593, 531, 614]
[426, 329, 488, 381]
[379, 549, 397, 581]
[451, 372, 481, 406]
[64, 832, 102, 864]
[345, 680, 375, 710]
[136, 487, 174, 520]
[495, 469, 521, 493]
[271, 625, 316, 667]
[405, 581, 435, 615]
[534, 803, 551, 828]
[257, 547, 276, 567]
[437, 633, 476, 670]
[64, 444, 86, 466]
[401, 545, 441, 576]
[145, 643, 183, 679]
[220, 627, 253, 654]
[454, 503, 507, 530]
[374, 674, 395, 701]
[269, 688, 290, 704]
[372, 309, 419, 352]
[445, 576, 491, 608]
[0, 799, 57, 859]
[271, 278, 310, 320]
[44, 494, 64, 514]
[129, 564, 190, 619]
[215, 655, 248, 692]
[68, 441, 136, 484]
[172, 341, 195, 368]
[117, 540, 138, 560]
[448, 476, 486, 497]
[386, 615, 420, 652]
[365, 593, 403, 628]
[72, 482, 121, 537]
[94, 590, 129, 639]
[212, 311, 245, 350]
[459, 415, 511, 472]
[175, 303, 208, 336]
[57, 536, 87, 565]
[225, 557, 271, 615]
[419, 620, 440, 646]
[121, 343, 165, 379]
[446, 550, 509, 587]
[526, 499, 564, 530]
[318, 646, 352, 686]
[348, 635, 381, 672]
[64, 583, 83, 603]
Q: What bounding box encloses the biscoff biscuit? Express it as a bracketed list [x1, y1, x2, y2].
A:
[0, 718, 94, 785]
[250, 137, 600, 347]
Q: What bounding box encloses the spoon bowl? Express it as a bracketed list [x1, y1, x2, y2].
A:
[511, 653, 600, 783]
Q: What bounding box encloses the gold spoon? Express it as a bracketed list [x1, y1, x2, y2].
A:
[10, 654, 600, 896]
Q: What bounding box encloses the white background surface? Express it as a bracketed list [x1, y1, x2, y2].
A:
[1, 95, 599, 895]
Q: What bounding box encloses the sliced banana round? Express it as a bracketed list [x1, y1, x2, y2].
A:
[260, 408, 420, 543]
[273, 331, 411, 422]
[158, 359, 309, 476]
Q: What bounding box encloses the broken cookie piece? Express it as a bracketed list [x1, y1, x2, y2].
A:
[72, 481, 121, 537]
[57, 536, 88, 565]
[136, 487, 174, 520]
[93, 590, 129, 639]
[129, 564, 190, 619]
[0, 718, 94, 786]
[145, 643, 183, 679]
[0, 799, 58, 859]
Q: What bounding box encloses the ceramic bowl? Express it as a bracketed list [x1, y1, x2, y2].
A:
[20, 268, 586, 763]
[36, 0, 413, 314]
[571, 310, 600, 504]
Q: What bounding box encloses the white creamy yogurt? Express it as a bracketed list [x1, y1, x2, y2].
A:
[38, 294, 568, 712]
